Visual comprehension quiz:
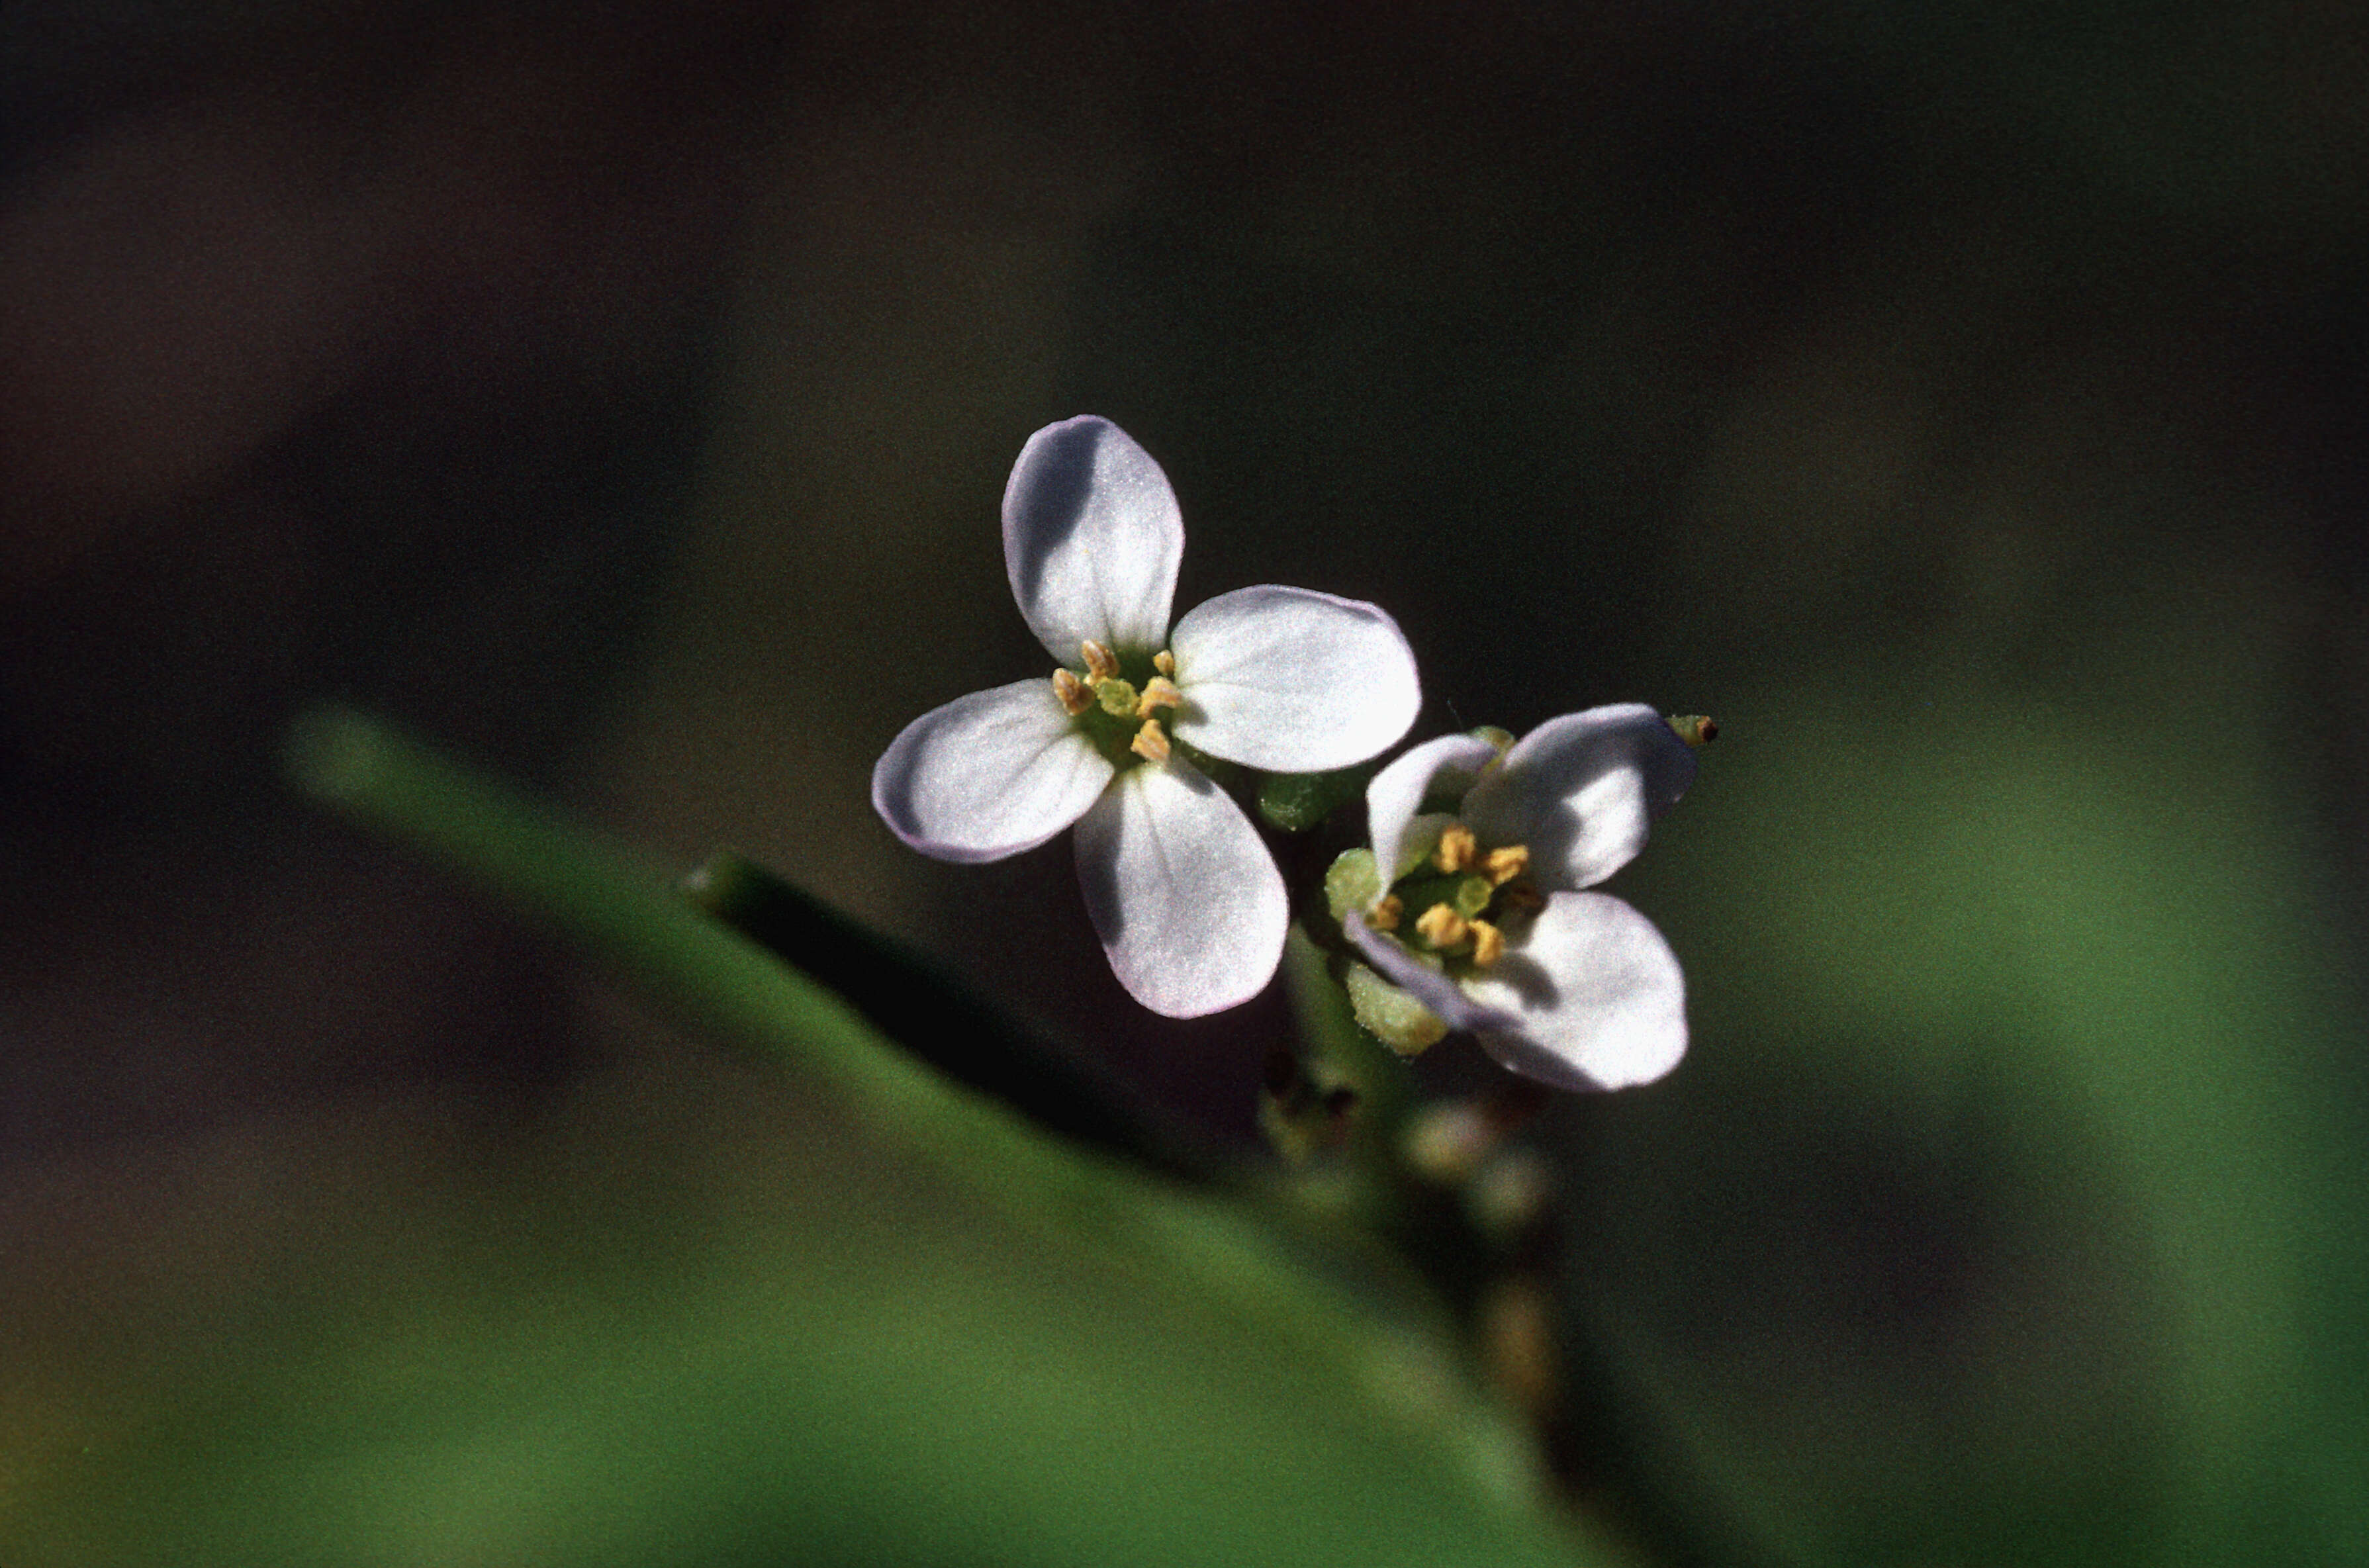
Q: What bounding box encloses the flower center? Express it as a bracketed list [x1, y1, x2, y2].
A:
[1052, 640, 1182, 768]
[1371, 820, 1534, 969]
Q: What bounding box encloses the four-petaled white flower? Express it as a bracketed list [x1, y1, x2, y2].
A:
[872, 415, 1422, 1017]
[1343, 706, 1696, 1089]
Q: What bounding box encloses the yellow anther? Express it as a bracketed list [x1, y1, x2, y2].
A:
[1130, 717, 1172, 764]
[1468, 918, 1505, 967]
[1154, 649, 1176, 677]
[1137, 676, 1184, 716]
[1052, 669, 1093, 716]
[1415, 902, 1469, 949]
[1432, 823, 1477, 874]
[1369, 894, 1404, 932]
[1481, 845, 1529, 886]
[1082, 639, 1122, 682]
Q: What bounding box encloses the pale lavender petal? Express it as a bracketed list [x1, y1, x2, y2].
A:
[1461, 892, 1687, 1091]
[1365, 733, 1503, 891]
[1074, 759, 1287, 1018]
[1167, 586, 1420, 772]
[1342, 913, 1519, 1035]
[1460, 704, 1697, 890]
[1003, 416, 1183, 661]
[872, 679, 1113, 863]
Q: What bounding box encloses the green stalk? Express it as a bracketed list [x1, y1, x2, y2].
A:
[281, 704, 1597, 1565]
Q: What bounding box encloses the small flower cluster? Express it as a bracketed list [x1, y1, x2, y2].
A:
[872, 415, 1700, 1091]
[1330, 710, 1696, 1091]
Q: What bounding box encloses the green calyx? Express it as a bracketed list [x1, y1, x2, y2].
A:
[1346, 960, 1448, 1055]
[1324, 849, 1384, 923]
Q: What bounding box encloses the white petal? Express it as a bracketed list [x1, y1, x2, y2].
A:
[1002, 416, 1183, 661]
[872, 680, 1114, 863]
[1343, 913, 1519, 1035]
[1460, 704, 1697, 890]
[1074, 760, 1287, 1018]
[1461, 892, 1686, 1091]
[1365, 733, 1504, 891]
[1166, 586, 1421, 772]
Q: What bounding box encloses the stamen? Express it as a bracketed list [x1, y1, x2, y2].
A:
[1432, 823, 1477, 874]
[1130, 717, 1172, 764]
[1369, 894, 1404, 932]
[1082, 640, 1122, 682]
[1415, 902, 1469, 949]
[1052, 669, 1093, 716]
[1468, 919, 1505, 967]
[1481, 845, 1529, 886]
[1137, 676, 1184, 716]
[1153, 649, 1176, 678]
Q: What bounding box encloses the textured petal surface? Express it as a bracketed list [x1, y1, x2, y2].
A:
[1074, 759, 1287, 1017]
[872, 680, 1113, 863]
[1167, 586, 1421, 772]
[1365, 733, 1504, 891]
[1003, 416, 1183, 661]
[1462, 892, 1687, 1091]
[1342, 913, 1518, 1034]
[1460, 704, 1697, 890]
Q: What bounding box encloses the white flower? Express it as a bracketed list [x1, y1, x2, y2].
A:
[872, 416, 1422, 1018]
[1342, 706, 1696, 1089]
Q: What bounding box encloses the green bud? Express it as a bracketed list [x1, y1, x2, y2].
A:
[1469, 725, 1516, 753]
[1257, 765, 1367, 832]
[1346, 961, 1448, 1056]
[1667, 714, 1718, 746]
[1095, 678, 1140, 716]
[1324, 849, 1383, 923]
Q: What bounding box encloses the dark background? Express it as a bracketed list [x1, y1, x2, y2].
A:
[4, 4, 2365, 1564]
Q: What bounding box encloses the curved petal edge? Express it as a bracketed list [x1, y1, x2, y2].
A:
[1462, 892, 1687, 1091]
[1365, 732, 1504, 890]
[1462, 704, 1697, 890]
[872, 680, 1114, 863]
[1168, 585, 1420, 773]
[1003, 416, 1184, 661]
[1074, 761, 1287, 1017]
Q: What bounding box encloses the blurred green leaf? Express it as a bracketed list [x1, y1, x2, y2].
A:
[1, 706, 1612, 1568]
[1555, 638, 2369, 1567]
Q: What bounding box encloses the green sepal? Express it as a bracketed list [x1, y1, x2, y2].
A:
[1346, 960, 1450, 1056]
[1324, 848, 1385, 923]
